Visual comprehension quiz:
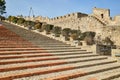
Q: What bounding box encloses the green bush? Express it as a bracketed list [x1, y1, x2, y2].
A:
[8, 16, 18, 23]
[23, 21, 28, 27]
[78, 31, 96, 45]
[8, 16, 11, 21]
[84, 35, 95, 45]
[13, 17, 18, 24]
[62, 28, 71, 37]
[52, 26, 61, 37]
[23, 20, 34, 29]
[17, 18, 25, 25]
[44, 24, 54, 34]
[70, 33, 78, 40]
[79, 31, 96, 40]
[103, 37, 114, 45]
[70, 29, 81, 40]
[34, 22, 42, 30]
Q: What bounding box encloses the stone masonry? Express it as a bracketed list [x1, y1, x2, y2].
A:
[24, 7, 120, 45]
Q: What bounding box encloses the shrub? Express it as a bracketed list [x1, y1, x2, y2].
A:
[10, 17, 18, 24]
[17, 18, 25, 25]
[79, 31, 96, 40]
[65, 36, 70, 41]
[62, 28, 71, 37]
[70, 29, 81, 40]
[70, 30, 80, 34]
[84, 35, 95, 45]
[8, 16, 12, 22]
[23, 21, 28, 27]
[70, 33, 78, 40]
[52, 26, 61, 37]
[44, 24, 54, 34]
[23, 20, 34, 29]
[8, 16, 18, 23]
[78, 31, 96, 45]
[103, 37, 114, 45]
[34, 22, 42, 30]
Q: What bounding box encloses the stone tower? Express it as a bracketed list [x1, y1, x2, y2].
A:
[92, 7, 110, 23]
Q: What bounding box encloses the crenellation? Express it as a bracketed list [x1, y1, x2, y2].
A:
[24, 7, 120, 45]
[92, 7, 110, 23]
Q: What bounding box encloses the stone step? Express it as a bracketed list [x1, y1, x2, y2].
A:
[0, 56, 107, 65]
[73, 65, 120, 80]
[0, 46, 37, 48]
[0, 50, 87, 55]
[0, 42, 70, 47]
[43, 62, 120, 80]
[0, 49, 86, 54]
[0, 40, 30, 45]
[32, 43, 69, 45]
[0, 59, 116, 80]
[0, 58, 114, 73]
[0, 52, 93, 59]
[0, 47, 81, 51]
[0, 43, 68, 45]
[0, 65, 74, 80]
[40, 47, 81, 50]
[37, 45, 72, 47]
[2, 20, 120, 80]
[46, 49, 86, 53]
[0, 48, 44, 51]
[0, 46, 75, 49]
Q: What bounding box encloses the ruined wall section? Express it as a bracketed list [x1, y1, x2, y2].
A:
[92, 7, 110, 24]
[35, 16, 50, 23]
[47, 12, 105, 35]
[114, 15, 120, 25]
[101, 26, 120, 45]
[48, 12, 87, 24]
[48, 12, 88, 29]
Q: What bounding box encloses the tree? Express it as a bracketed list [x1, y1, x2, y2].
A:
[0, 0, 6, 15]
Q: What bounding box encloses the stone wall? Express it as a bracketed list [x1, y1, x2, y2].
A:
[92, 7, 110, 23]
[114, 15, 120, 25]
[24, 7, 120, 46]
[100, 26, 120, 46]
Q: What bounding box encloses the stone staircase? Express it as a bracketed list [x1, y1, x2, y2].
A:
[0, 22, 120, 80]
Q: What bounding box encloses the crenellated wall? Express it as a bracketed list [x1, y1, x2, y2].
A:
[24, 7, 120, 45]
[92, 7, 110, 23]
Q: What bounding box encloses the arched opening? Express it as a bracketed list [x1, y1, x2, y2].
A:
[101, 14, 104, 18]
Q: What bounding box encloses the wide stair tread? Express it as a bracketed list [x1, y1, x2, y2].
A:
[0, 59, 116, 80]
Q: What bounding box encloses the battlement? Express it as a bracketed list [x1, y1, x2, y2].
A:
[92, 7, 110, 22]
[32, 12, 88, 23]
[93, 7, 110, 12]
[24, 7, 120, 27]
[50, 12, 88, 21]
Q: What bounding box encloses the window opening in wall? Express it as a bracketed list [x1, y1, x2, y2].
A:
[101, 14, 104, 18]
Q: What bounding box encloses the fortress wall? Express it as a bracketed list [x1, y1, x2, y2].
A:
[114, 16, 120, 25]
[101, 26, 120, 45]
[93, 7, 110, 22]
[48, 15, 104, 34]
[24, 7, 120, 46]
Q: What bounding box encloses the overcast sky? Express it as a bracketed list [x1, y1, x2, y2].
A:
[5, 0, 120, 18]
